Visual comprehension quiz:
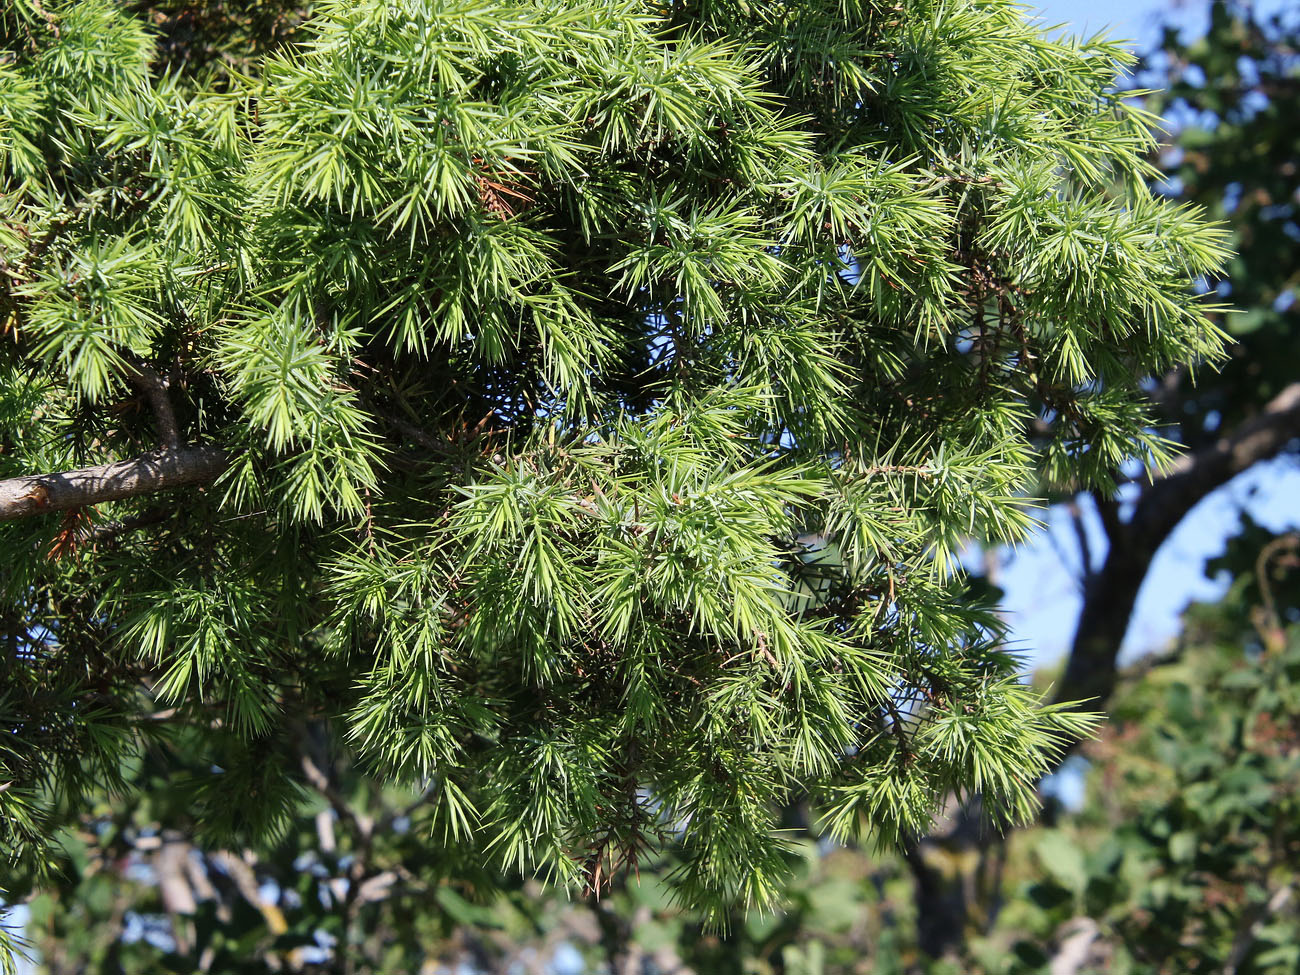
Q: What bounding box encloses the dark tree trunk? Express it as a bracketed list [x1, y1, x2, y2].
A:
[904, 840, 967, 961]
[1060, 529, 1154, 709]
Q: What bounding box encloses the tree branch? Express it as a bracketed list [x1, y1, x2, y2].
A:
[1049, 917, 1101, 975]
[1223, 883, 1293, 975]
[1065, 499, 1095, 582]
[300, 753, 373, 841]
[124, 362, 182, 449]
[1138, 381, 1300, 546]
[1056, 381, 1300, 722]
[903, 839, 967, 960]
[1089, 489, 1121, 544]
[0, 446, 227, 521]
[85, 507, 173, 545]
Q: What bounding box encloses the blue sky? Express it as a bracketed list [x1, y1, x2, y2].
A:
[1029, 0, 1293, 44]
[1030, 0, 1183, 40]
[1030, 0, 1206, 40]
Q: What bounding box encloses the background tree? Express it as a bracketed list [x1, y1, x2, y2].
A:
[1002, 526, 1300, 975]
[901, 3, 1300, 956]
[1059, 0, 1300, 711]
[0, 0, 1232, 970]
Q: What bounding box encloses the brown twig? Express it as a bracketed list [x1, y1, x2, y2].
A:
[124, 362, 182, 449]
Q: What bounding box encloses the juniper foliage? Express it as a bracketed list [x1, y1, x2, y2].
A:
[0, 0, 1228, 942]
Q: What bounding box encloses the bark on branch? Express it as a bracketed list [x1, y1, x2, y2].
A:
[0, 446, 228, 522]
[123, 362, 182, 449]
[1059, 381, 1300, 713]
[1141, 382, 1300, 544]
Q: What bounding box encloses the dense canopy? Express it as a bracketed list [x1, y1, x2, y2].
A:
[1, 0, 1228, 934]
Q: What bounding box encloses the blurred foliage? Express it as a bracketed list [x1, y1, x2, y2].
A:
[998, 538, 1300, 975]
[1144, 0, 1299, 441]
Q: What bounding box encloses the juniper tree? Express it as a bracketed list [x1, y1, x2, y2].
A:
[0, 0, 1230, 961]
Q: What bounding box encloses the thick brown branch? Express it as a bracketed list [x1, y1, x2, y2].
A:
[904, 839, 967, 960]
[1139, 381, 1300, 545]
[0, 446, 227, 522]
[1089, 489, 1121, 543]
[1057, 381, 1300, 719]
